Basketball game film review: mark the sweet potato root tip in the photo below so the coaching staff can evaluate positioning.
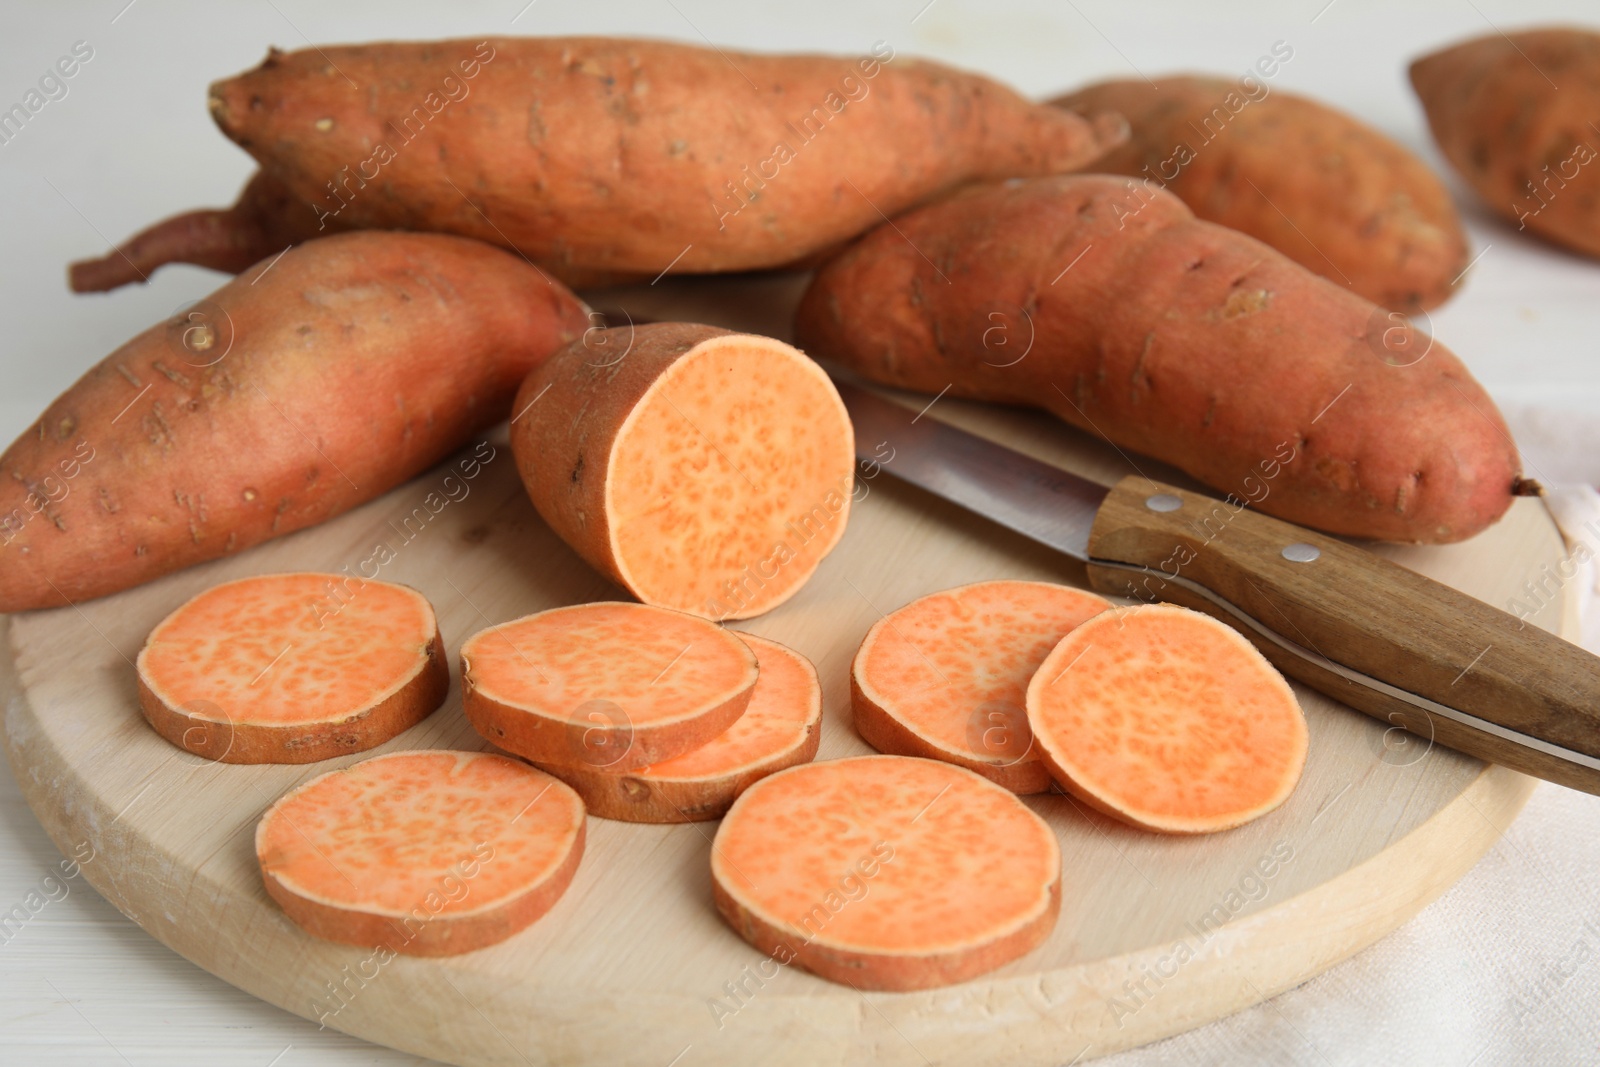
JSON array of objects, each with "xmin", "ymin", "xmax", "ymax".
[
  {"xmin": 67, "ymin": 171, "xmax": 341, "ymax": 294},
  {"xmin": 512, "ymin": 323, "xmax": 855, "ymax": 620},
  {"xmin": 3, "ymin": 230, "xmax": 590, "ymax": 612},
  {"xmin": 851, "ymin": 580, "xmax": 1109, "ymax": 794},
  {"xmin": 1026, "ymin": 604, "xmax": 1308, "ymax": 834},
  {"xmin": 794, "ymin": 174, "xmax": 1521, "ymax": 544},
  {"xmin": 1053, "ymin": 76, "xmax": 1469, "ymax": 312},
  {"xmin": 256, "ymin": 750, "xmax": 586, "ymax": 956},
  {"xmin": 461, "ymin": 601, "xmax": 760, "ymax": 772},
  {"xmin": 711, "ymin": 755, "xmax": 1060, "ymax": 990},
  {"xmin": 136, "ymin": 573, "xmax": 447, "ymax": 764},
  {"xmin": 535, "ymin": 633, "xmax": 822, "ymax": 822}
]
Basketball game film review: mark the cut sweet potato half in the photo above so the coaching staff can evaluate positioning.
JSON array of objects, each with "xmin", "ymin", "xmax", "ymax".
[
  {"xmin": 461, "ymin": 601, "xmax": 759, "ymax": 772},
  {"xmin": 511, "ymin": 323, "xmax": 855, "ymax": 620},
  {"xmin": 536, "ymin": 633, "xmax": 822, "ymax": 822},
  {"xmin": 712, "ymin": 755, "xmax": 1061, "ymax": 991},
  {"xmin": 136, "ymin": 573, "xmax": 447, "ymax": 764},
  {"xmin": 256, "ymin": 750, "xmax": 586, "ymax": 956},
  {"xmin": 1026, "ymin": 604, "xmax": 1309, "ymax": 834},
  {"xmin": 852, "ymin": 580, "xmax": 1110, "ymax": 794}
]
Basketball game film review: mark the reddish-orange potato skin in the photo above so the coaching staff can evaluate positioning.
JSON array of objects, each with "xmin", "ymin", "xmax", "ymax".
[
  {"xmin": 0, "ymin": 232, "xmax": 589, "ymax": 612},
  {"xmin": 201, "ymin": 37, "xmax": 1125, "ymax": 281},
  {"xmin": 1411, "ymin": 28, "xmax": 1600, "ymax": 259},
  {"xmin": 795, "ymin": 176, "xmax": 1521, "ymax": 544},
  {"xmin": 1054, "ymin": 77, "xmax": 1469, "ymax": 312}
]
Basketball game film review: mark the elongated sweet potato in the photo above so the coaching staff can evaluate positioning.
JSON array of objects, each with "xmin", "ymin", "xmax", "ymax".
[
  {"xmin": 1, "ymin": 231, "xmax": 589, "ymax": 612},
  {"xmin": 712, "ymin": 755, "xmax": 1060, "ymax": 990},
  {"xmin": 537, "ymin": 633, "xmax": 821, "ymax": 822},
  {"xmin": 1411, "ymin": 29, "xmax": 1600, "ymax": 258},
  {"xmin": 512, "ymin": 323, "xmax": 854, "ymax": 619},
  {"xmin": 137, "ymin": 573, "xmax": 446, "ymax": 763},
  {"xmin": 851, "ymin": 580, "xmax": 1108, "ymax": 794},
  {"xmin": 461, "ymin": 601, "xmax": 759, "ymax": 771},
  {"xmin": 796, "ymin": 175, "xmax": 1526, "ymax": 544},
  {"xmin": 257, "ymin": 750, "xmax": 586, "ymax": 956},
  {"xmin": 1053, "ymin": 76, "xmax": 1469, "ymax": 312},
  {"xmin": 72, "ymin": 36, "xmax": 1125, "ymax": 291},
  {"xmin": 1026, "ymin": 604, "xmax": 1307, "ymax": 833}
]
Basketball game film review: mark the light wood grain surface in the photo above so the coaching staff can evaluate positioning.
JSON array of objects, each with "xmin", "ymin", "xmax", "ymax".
[{"xmin": 0, "ymin": 269, "xmax": 1566, "ymax": 1059}]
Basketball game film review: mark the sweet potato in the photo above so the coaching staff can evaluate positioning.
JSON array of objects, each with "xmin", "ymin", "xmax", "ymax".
[
  {"xmin": 1411, "ymin": 29, "xmax": 1600, "ymax": 258},
  {"xmin": 711, "ymin": 755, "xmax": 1060, "ymax": 991},
  {"xmin": 512, "ymin": 323, "xmax": 854, "ymax": 619},
  {"xmin": 1053, "ymin": 76, "xmax": 1469, "ymax": 312},
  {"xmin": 851, "ymin": 580, "xmax": 1108, "ymax": 794},
  {"xmin": 137, "ymin": 573, "xmax": 446, "ymax": 763},
  {"xmin": 0, "ymin": 231, "xmax": 589, "ymax": 612},
  {"xmin": 72, "ymin": 36, "xmax": 1126, "ymax": 291},
  {"xmin": 795, "ymin": 175, "xmax": 1526, "ymax": 544},
  {"xmin": 536, "ymin": 633, "xmax": 821, "ymax": 822},
  {"xmin": 461, "ymin": 601, "xmax": 759, "ymax": 772},
  {"xmin": 257, "ymin": 750, "xmax": 586, "ymax": 956},
  {"xmin": 1026, "ymin": 604, "xmax": 1307, "ymax": 833}
]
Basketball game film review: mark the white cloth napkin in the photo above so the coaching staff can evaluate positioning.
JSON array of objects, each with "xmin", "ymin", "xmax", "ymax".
[{"xmin": 1100, "ymin": 403, "xmax": 1600, "ymax": 1066}]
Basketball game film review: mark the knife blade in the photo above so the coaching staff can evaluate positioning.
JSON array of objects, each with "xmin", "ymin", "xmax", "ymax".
[{"xmin": 837, "ymin": 380, "xmax": 1600, "ymax": 795}]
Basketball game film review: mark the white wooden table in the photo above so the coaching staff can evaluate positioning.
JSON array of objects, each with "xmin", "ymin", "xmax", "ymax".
[{"xmin": 3, "ymin": 1, "xmax": 1599, "ymax": 1064}]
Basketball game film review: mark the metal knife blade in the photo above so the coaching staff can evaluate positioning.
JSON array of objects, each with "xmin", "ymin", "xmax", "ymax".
[{"xmin": 839, "ymin": 383, "xmax": 1108, "ymax": 560}]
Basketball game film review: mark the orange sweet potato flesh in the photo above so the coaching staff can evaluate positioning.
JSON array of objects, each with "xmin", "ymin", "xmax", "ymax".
[
  {"xmin": 461, "ymin": 601, "xmax": 760, "ymax": 772},
  {"xmin": 138, "ymin": 573, "xmax": 446, "ymax": 764},
  {"xmin": 1411, "ymin": 28, "xmax": 1600, "ymax": 259},
  {"xmin": 512, "ymin": 323, "xmax": 854, "ymax": 619},
  {"xmin": 1026, "ymin": 604, "xmax": 1308, "ymax": 834},
  {"xmin": 257, "ymin": 750, "xmax": 586, "ymax": 956},
  {"xmin": 1, "ymin": 231, "xmax": 589, "ymax": 612},
  {"xmin": 852, "ymin": 580, "xmax": 1109, "ymax": 795},
  {"xmin": 1053, "ymin": 76, "xmax": 1469, "ymax": 312},
  {"xmin": 796, "ymin": 175, "xmax": 1524, "ymax": 544},
  {"xmin": 536, "ymin": 633, "xmax": 821, "ymax": 822},
  {"xmin": 712, "ymin": 755, "xmax": 1060, "ymax": 991},
  {"xmin": 132, "ymin": 37, "xmax": 1122, "ymax": 286}
]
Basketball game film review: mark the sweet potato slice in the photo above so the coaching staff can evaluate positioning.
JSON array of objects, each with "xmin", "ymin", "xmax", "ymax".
[
  {"xmin": 1026, "ymin": 604, "xmax": 1308, "ymax": 833},
  {"xmin": 711, "ymin": 755, "xmax": 1061, "ymax": 991},
  {"xmin": 461, "ymin": 601, "xmax": 759, "ymax": 772},
  {"xmin": 512, "ymin": 323, "xmax": 854, "ymax": 620},
  {"xmin": 536, "ymin": 633, "xmax": 821, "ymax": 822},
  {"xmin": 256, "ymin": 750, "xmax": 585, "ymax": 956},
  {"xmin": 852, "ymin": 580, "xmax": 1109, "ymax": 794},
  {"xmin": 136, "ymin": 573, "xmax": 447, "ymax": 764}
]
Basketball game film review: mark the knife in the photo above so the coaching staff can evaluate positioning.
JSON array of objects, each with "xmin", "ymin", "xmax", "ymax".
[{"xmin": 836, "ymin": 380, "xmax": 1600, "ymax": 795}]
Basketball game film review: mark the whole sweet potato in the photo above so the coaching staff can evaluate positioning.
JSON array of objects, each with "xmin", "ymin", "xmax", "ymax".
[
  {"xmin": 70, "ymin": 36, "xmax": 1125, "ymax": 292},
  {"xmin": 1053, "ymin": 76, "xmax": 1469, "ymax": 312},
  {"xmin": 795, "ymin": 176, "xmax": 1524, "ymax": 544},
  {"xmin": 2, "ymin": 232, "xmax": 589, "ymax": 612},
  {"xmin": 1411, "ymin": 28, "xmax": 1600, "ymax": 258}
]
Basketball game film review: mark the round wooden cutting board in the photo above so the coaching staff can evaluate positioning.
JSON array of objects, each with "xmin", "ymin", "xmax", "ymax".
[{"xmin": 0, "ymin": 274, "xmax": 1563, "ymax": 1066}]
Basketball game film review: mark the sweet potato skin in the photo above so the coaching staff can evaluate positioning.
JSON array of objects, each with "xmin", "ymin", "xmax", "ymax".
[
  {"xmin": 795, "ymin": 176, "xmax": 1520, "ymax": 543},
  {"xmin": 1411, "ymin": 29, "xmax": 1600, "ymax": 258},
  {"xmin": 204, "ymin": 37, "xmax": 1125, "ymax": 279},
  {"xmin": 1053, "ymin": 77, "xmax": 1469, "ymax": 312},
  {"xmin": 1, "ymin": 232, "xmax": 589, "ymax": 612}
]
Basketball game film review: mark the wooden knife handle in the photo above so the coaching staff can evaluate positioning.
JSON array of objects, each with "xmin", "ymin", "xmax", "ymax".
[{"xmin": 1084, "ymin": 476, "xmax": 1600, "ymax": 794}]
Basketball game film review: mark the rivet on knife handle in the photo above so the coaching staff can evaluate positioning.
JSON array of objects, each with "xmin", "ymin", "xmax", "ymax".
[{"xmin": 1085, "ymin": 476, "xmax": 1600, "ymax": 793}]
